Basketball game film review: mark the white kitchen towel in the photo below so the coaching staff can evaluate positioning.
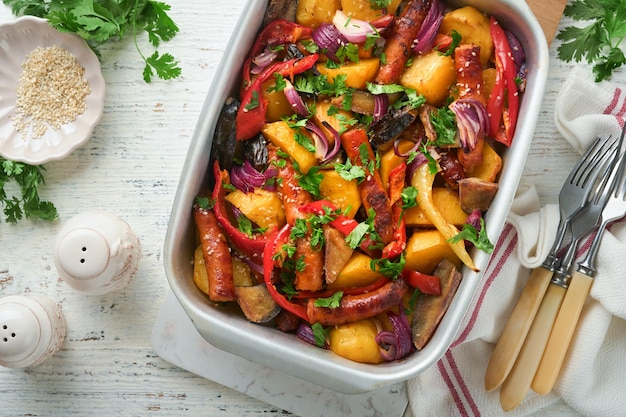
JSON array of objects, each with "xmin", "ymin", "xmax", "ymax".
[{"xmin": 407, "ymin": 67, "xmax": 626, "ymax": 417}]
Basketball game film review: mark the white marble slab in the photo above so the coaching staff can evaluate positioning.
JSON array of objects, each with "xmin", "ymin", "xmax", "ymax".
[{"xmin": 151, "ymin": 290, "xmax": 410, "ymax": 417}]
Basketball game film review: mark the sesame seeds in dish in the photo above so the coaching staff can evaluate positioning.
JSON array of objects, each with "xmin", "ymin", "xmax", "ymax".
[{"xmin": 0, "ymin": 16, "xmax": 105, "ymax": 165}]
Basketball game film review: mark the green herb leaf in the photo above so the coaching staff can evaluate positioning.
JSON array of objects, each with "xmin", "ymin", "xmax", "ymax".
[
  {"xmin": 557, "ymin": 0, "xmax": 626, "ymax": 82},
  {"xmin": 2, "ymin": 0, "xmax": 182, "ymax": 83},
  {"xmin": 0, "ymin": 158, "xmax": 58, "ymax": 223},
  {"xmin": 314, "ymin": 291, "xmax": 344, "ymax": 308},
  {"xmin": 448, "ymin": 218, "xmax": 494, "ymax": 253}
]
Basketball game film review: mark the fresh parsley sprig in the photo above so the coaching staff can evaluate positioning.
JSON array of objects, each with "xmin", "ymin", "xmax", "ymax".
[
  {"xmin": 0, "ymin": 159, "xmax": 58, "ymax": 223},
  {"xmin": 557, "ymin": 0, "xmax": 626, "ymax": 82},
  {"xmin": 2, "ymin": 0, "xmax": 182, "ymax": 82}
]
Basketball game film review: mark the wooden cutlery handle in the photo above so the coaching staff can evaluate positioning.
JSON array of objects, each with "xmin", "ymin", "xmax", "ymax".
[
  {"xmin": 484, "ymin": 266, "xmax": 552, "ymax": 392},
  {"xmin": 531, "ymin": 271, "xmax": 593, "ymax": 395},
  {"xmin": 499, "ymin": 283, "xmax": 566, "ymax": 411}
]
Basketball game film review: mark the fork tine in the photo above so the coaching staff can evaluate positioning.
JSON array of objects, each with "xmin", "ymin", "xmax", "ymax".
[{"xmin": 570, "ymin": 135, "xmax": 618, "ymax": 189}]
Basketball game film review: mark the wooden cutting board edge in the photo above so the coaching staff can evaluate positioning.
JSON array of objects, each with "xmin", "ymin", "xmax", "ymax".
[{"xmin": 525, "ymin": 0, "xmax": 568, "ymax": 45}]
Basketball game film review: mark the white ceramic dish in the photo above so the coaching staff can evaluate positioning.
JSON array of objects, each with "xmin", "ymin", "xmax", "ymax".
[
  {"xmin": 164, "ymin": 0, "xmax": 549, "ymax": 394},
  {"xmin": 0, "ymin": 16, "xmax": 105, "ymax": 165}
]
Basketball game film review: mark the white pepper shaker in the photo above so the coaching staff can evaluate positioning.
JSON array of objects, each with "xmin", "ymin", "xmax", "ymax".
[
  {"xmin": 0, "ymin": 293, "xmax": 66, "ymax": 368},
  {"xmin": 53, "ymin": 211, "xmax": 142, "ymax": 295}
]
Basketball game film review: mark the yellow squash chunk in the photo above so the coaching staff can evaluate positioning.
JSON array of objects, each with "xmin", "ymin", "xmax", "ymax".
[
  {"xmin": 262, "ymin": 121, "xmax": 317, "ymax": 173},
  {"xmin": 400, "ymin": 50, "xmax": 456, "ymax": 105},
  {"xmin": 328, "ymin": 252, "xmax": 384, "ymax": 290},
  {"xmin": 466, "ymin": 141, "xmax": 502, "ymax": 182},
  {"xmin": 329, "ymin": 318, "xmax": 384, "ymax": 364},
  {"xmin": 319, "ymin": 169, "xmax": 361, "ymax": 218},
  {"xmin": 404, "ymin": 229, "xmax": 461, "ymax": 274},
  {"xmin": 313, "ymin": 100, "xmax": 354, "ymax": 139},
  {"xmin": 316, "ymin": 58, "xmax": 380, "ymax": 90},
  {"xmin": 340, "ymin": 0, "xmax": 403, "ymax": 20},
  {"xmin": 379, "ymin": 139, "xmax": 416, "ymax": 190},
  {"xmin": 405, "ymin": 187, "xmax": 469, "ymax": 226},
  {"xmin": 262, "ymin": 79, "xmax": 294, "ymax": 122},
  {"xmin": 225, "ymin": 188, "xmax": 286, "ymax": 230},
  {"xmin": 296, "ymin": 0, "xmax": 341, "ymax": 28},
  {"xmin": 411, "ymin": 163, "xmax": 477, "ymax": 271},
  {"xmin": 439, "ymin": 6, "xmax": 494, "ymax": 66},
  {"xmin": 232, "ymin": 256, "xmax": 255, "ymax": 287},
  {"xmin": 193, "ymin": 245, "xmax": 210, "ymax": 295}
]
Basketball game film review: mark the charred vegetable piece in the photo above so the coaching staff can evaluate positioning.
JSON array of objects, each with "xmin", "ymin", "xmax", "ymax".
[
  {"xmin": 235, "ymin": 285, "xmax": 281, "ymax": 323},
  {"xmin": 369, "ymin": 106, "xmax": 418, "ymax": 149},
  {"xmin": 244, "ymin": 134, "xmax": 269, "ymax": 171},
  {"xmin": 263, "ymin": 0, "xmax": 298, "ymax": 25},
  {"xmin": 211, "ymin": 97, "xmax": 244, "ymax": 172},
  {"xmin": 412, "ymin": 258, "xmax": 462, "ymax": 349},
  {"xmin": 458, "ymin": 177, "xmax": 499, "ymax": 212}
]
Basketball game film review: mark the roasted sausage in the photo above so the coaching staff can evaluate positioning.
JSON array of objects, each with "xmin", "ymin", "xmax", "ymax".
[
  {"xmin": 193, "ymin": 204, "xmax": 236, "ymax": 302},
  {"xmin": 307, "ymin": 279, "xmax": 409, "ymax": 326},
  {"xmin": 375, "ymin": 0, "xmax": 432, "ymax": 85},
  {"xmin": 340, "ymin": 128, "xmax": 394, "ymax": 244},
  {"xmin": 273, "ymin": 147, "xmax": 324, "ymax": 291}
]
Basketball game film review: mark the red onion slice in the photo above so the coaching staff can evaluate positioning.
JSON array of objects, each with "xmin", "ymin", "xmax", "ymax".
[
  {"xmin": 412, "ymin": 0, "xmax": 445, "ymax": 54},
  {"xmin": 320, "ymin": 121, "xmax": 342, "ymax": 163},
  {"xmin": 251, "ymin": 48, "xmax": 279, "ymax": 74},
  {"xmin": 375, "ymin": 308, "xmax": 414, "ymax": 361},
  {"xmin": 283, "ymin": 79, "xmax": 309, "ymax": 117},
  {"xmin": 230, "ymin": 160, "xmax": 276, "ymax": 193},
  {"xmin": 332, "ymin": 10, "xmax": 378, "ymax": 43},
  {"xmin": 449, "ymin": 98, "xmax": 489, "ymax": 152},
  {"xmin": 312, "ymin": 22, "xmax": 348, "ymax": 62},
  {"xmin": 373, "ymin": 93, "xmax": 389, "ymax": 122}
]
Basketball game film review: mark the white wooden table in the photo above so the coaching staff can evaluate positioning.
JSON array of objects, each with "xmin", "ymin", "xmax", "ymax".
[{"xmin": 0, "ymin": 1, "xmax": 612, "ymax": 415}]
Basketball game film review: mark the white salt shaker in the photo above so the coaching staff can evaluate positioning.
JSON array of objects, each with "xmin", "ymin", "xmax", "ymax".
[
  {"xmin": 53, "ymin": 211, "xmax": 142, "ymax": 295},
  {"xmin": 0, "ymin": 293, "xmax": 66, "ymax": 368}
]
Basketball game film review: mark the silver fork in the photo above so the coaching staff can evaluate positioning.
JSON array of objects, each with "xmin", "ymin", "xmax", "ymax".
[
  {"xmin": 499, "ymin": 134, "xmax": 624, "ymax": 411},
  {"xmin": 533, "ymin": 123, "xmax": 626, "ymax": 395},
  {"xmin": 485, "ymin": 134, "xmax": 620, "ymax": 393}
]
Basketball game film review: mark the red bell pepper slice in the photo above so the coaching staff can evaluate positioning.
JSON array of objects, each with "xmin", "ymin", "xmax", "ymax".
[
  {"xmin": 487, "ymin": 16, "xmax": 519, "ymax": 147},
  {"xmin": 382, "ymin": 163, "xmax": 407, "ymax": 259},
  {"xmin": 242, "ymin": 20, "xmax": 313, "ymax": 90},
  {"xmin": 263, "ymin": 225, "xmax": 309, "ymax": 321},
  {"xmin": 236, "ymin": 53, "xmax": 319, "ymax": 141},
  {"xmin": 402, "ymin": 270, "xmax": 441, "ymax": 295},
  {"xmin": 211, "ymin": 161, "xmax": 268, "ymax": 264}
]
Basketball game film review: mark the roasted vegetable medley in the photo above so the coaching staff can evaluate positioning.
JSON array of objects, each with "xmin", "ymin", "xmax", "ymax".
[{"xmin": 192, "ymin": 0, "xmax": 526, "ymax": 364}]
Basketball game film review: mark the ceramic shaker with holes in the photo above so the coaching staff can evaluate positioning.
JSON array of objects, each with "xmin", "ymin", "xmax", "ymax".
[
  {"xmin": 0, "ymin": 293, "xmax": 66, "ymax": 368},
  {"xmin": 53, "ymin": 211, "xmax": 142, "ymax": 295}
]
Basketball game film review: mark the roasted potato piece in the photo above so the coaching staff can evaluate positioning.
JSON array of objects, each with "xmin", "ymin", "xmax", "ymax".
[
  {"xmin": 412, "ymin": 259, "xmax": 462, "ymax": 350},
  {"xmin": 316, "ymin": 58, "xmax": 381, "ymax": 90},
  {"xmin": 458, "ymin": 177, "xmax": 499, "ymax": 212},
  {"xmin": 328, "ymin": 252, "xmax": 385, "ymax": 289},
  {"xmin": 193, "ymin": 245, "xmax": 210, "ymax": 295},
  {"xmin": 439, "ymin": 6, "xmax": 493, "ymax": 66},
  {"xmin": 400, "ymin": 49, "xmax": 456, "ymax": 105},
  {"xmin": 225, "ymin": 188, "xmax": 286, "ymax": 230},
  {"xmin": 329, "ymin": 318, "xmax": 384, "ymax": 364},
  {"xmin": 262, "ymin": 121, "xmax": 317, "ymax": 173},
  {"xmin": 296, "ymin": 0, "xmax": 341, "ymax": 28},
  {"xmin": 404, "ymin": 229, "xmax": 461, "ymax": 274},
  {"xmin": 235, "ymin": 285, "xmax": 281, "ymax": 323},
  {"xmin": 341, "ymin": 0, "xmax": 403, "ymax": 20},
  {"xmin": 319, "ymin": 169, "xmax": 362, "ymax": 218},
  {"xmin": 404, "ymin": 188, "xmax": 469, "ymax": 227}
]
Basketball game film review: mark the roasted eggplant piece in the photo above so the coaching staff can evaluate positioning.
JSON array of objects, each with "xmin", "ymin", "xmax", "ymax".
[
  {"xmin": 369, "ymin": 106, "xmax": 418, "ymax": 148},
  {"xmin": 263, "ymin": 0, "xmax": 298, "ymax": 25},
  {"xmin": 211, "ymin": 97, "xmax": 244, "ymax": 172}
]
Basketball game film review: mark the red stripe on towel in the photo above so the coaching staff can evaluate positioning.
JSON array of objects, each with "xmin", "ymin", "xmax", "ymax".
[
  {"xmin": 604, "ymin": 88, "xmax": 622, "ymax": 115},
  {"xmin": 438, "ymin": 357, "xmax": 472, "ymax": 417},
  {"xmin": 446, "ymin": 350, "xmax": 482, "ymax": 417}
]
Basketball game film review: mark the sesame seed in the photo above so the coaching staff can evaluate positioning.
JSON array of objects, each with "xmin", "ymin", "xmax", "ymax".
[{"xmin": 12, "ymin": 45, "xmax": 91, "ymax": 139}]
